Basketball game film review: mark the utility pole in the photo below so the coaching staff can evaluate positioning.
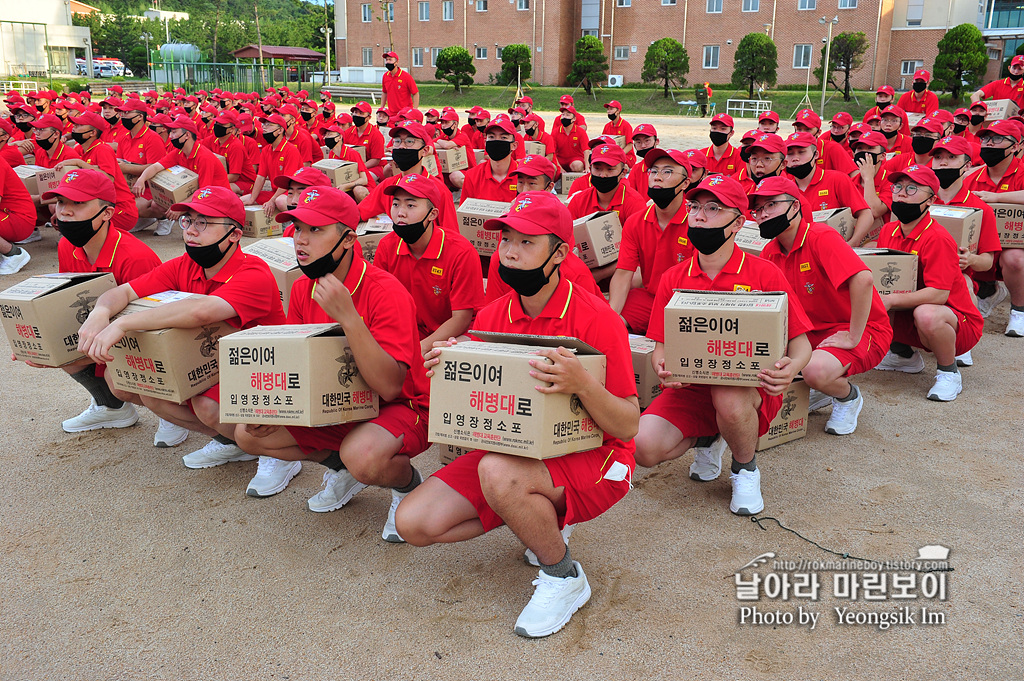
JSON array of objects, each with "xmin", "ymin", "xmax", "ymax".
[
  {"xmin": 254, "ymin": 1, "xmax": 265, "ymax": 90},
  {"xmin": 323, "ymin": 0, "xmax": 332, "ymax": 85},
  {"xmin": 819, "ymin": 15, "xmax": 838, "ymax": 118}
]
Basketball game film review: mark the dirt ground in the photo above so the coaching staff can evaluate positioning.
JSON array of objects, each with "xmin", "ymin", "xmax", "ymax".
[{"xmin": 0, "ymin": 114, "xmax": 1020, "ymax": 680}]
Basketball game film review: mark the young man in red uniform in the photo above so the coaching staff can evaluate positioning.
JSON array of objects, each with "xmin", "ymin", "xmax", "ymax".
[
  {"xmin": 602, "ymin": 100, "xmax": 635, "ymax": 166},
  {"xmin": 566, "ymin": 143, "xmax": 646, "ymax": 226},
  {"xmin": 558, "ymin": 94, "xmax": 588, "ymax": 130},
  {"xmin": 206, "ymin": 111, "xmax": 257, "ymax": 197},
  {"xmin": 879, "ymin": 105, "xmax": 914, "ymax": 157},
  {"xmin": 233, "ymin": 186, "xmax": 429, "ymax": 537},
  {"xmin": 551, "ymin": 107, "xmax": 589, "ymax": 172},
  {"xmin": 634, "ymin": 175, "xmax": 812, "ymax": 515},
  {"xmin": 851, "ymin": 131, "xmax": 895, "ymax": 231},
  {"xmin": 750, "ymin": 176, "xmax": 891, "ymax": 435},
  {"xmin": 277, "ymin": 105, "xmax": 318, "ymax": 166},
  {"xmin": 824, "ymin": 112, "xmax": 854, "ymax": 155},
  {"xmin": 399, "ymin": 191, "xmax": 639, "ymax": 639},
  {"xmin": 77, "ymin": 186, "xmax": 290, "ymax": 481},
  {"xmin": 792, "ymin": 109, "xmax": 858, "ymax": 177},
  {"xmin": 434, "ymin": 109, "xmax": 478, "ymax": 189},
  {"xmin": 0, "ymin": 119, "xmax": 25, "ymax": 167},
  {"xmin": 0, "ymin": 156, "xmax": 35, "ymax": 274},
  {"xmin": 113, "ymin": 100, "xmax": 174, "ymax": 235},
  {"xmin": 381, "ymin": 51, "xmax": 419, "ymax": 116},
  {"xmin": 344, "ymin": 101, "xmax": 386, "ymax": 180},
  {"xmin": 757, "ymin": 111, "xmax": 780, "ymax": 134},
  {"xmin": 784, "ymin": 133, "xmax": 873, "ymax": 246},
  {"xmin": 22, "ymin": 113, "xmax": 79, "ymax": 232},
  {"xmin": 736, "ymin": 133, "xmax": 788, "ymax": 193},
  {"xmin": 458, "ymin": 117, "xmax": 519, "ymax": 205},
  {"xmin": 701, "ymin": 113, "xmax": 741, "ymax": 177},
  {"xmin": 897, "ymin": 69, "xmax": 939, "ymax": 114},
  {"xmin": 521, "ymin": 113, "xmax": 557, "ymax": 165},
  {"xmin": 375, "ymin": 174, "xmax": 484, "ymax": 354},
  {"xmin": 241, "ymin": 113, "xmax": 302, "ymax": 208},
  {"xmin": 879, "ymin": 117, "xmax": 944, "ymax": 175},
  {"xmin": 971, "ymin": 55, "xmax": 1024, "ymax": 108},
  {"xmin": 624, "ymin": 123, "xmax": 660, "ymax": 195},
  {"xmin": 320, "ymin": 122, "xmax": 374, "ymax": 202},
  {"xmin": 97, "ymin": 97, "xmax": 128, "ymax": 149},
  {"xmin": 874, "ymin": 166, "xmax": 983, "ymax": 401},
  {"xmin": 610, "ymin": 148, "xmax": 693, "ymax": 334}
]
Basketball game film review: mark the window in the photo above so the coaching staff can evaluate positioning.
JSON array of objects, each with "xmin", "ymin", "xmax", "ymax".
[
  {"xmin": 793, "ymin": 44, "xmax": 812, "ymax": 69},
  {"xmin": 614, "ymin": 46, "xmax": 630, "ymax": 60},
  {"xmin": 476, "ymin": 0, "xmax": 487, "ymax": 11},
  {"xmin": 901, "ymin": 60, "xmax": 924, "ymax": 76},
  {"xmin": 706, "ymin": 0, "xmax": 722, "ymax": 12},
  {"xmin": 838, "ymin": 0, "xmax": 857, "ymax": 7},
  {"xmin": 662, "ymin": 0, "xmax": 677, "ymax": 4},
  {"xmin": 362, "ymin": 48, "xmax": 373, "ymax": 66},
  {"xmin": 703, "ymin": 45, "xmax": 719, "ymax": 69},
  {"xmin": 798, "ymin": 0, "xmax": 815, "ymax": 9},
  {"xmin": 582, "ymin": 29, "xmax": 598, "ymax": 36},
  {"xmin": 385, "ymin": 3, "xmax": 394, "ymax": 20},
  {"xmin": 431, "ymin": 47, "xmax": 441, "ymax": 66},
  {"xmin": 743, "ymin": 0, "xmax": 759, "ymax": 11},
  {"xmin": 476, "ymin": 47, "xmax": 488, "ymax": 59},
  {"xmin": 617, "ymin": 0, "xmax": 631, "ymax": 6},
  {"xmin": 442, "ymin": 0, "xmax": 454, "ymax": 20},
  {"xmin": 906, "ymin": 0, "xmax": 923, "ymax": 25},
  {"xmin": 361, "ymin": 3, "xmax": 371, "ymax": 22},
  {"xmin": 412, "ymin": 48, "xmax": 424, "ymax": 67},
  {"xmin": 496, "ymin": 46, "xmax": 503, "ymax": 59},
  {"xmin": 517, "ymin": 0, "xmax": 529, "ymax": 9},
  {"xmin": 418, "ymin": 1, "xmax": 429, "ymax": 20},
  {"xmin": 989, "ymin": 48, "xmax": 1001, "ymax": 60}
]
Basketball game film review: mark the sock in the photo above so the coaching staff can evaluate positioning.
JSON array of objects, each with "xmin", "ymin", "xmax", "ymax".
[
  {"xmin": 937, "ymin": 362, "xmax": 959, "ymax": 374},
  {"xmin": 3, "ymin": 245, "xmax": 23, "ymax": 257},
  {"xmin": 69, "ymin": 366, "xmax": 124, "ymax": 409},
  {"xmin": 977, "ymin": 280, "xmax": 996, "ymax": 299},
  {"xmin": 213, "ymin": 434, "xmax": 235, "ymax": 445},
  {"xmin": 694, "ymin": 435, "xmax": 717, "ymax": 448},
  {"xmin": 837, "ymin": 384, "xmax": 859, "ymax": 403},
  {"xmin": 890, "ymin": 341, "xmax": 914, "ymax": 359},
  {"xmin": 393, "ymin": 466, "xmax": 421, "ymax": 494},
  {"xmin": 731, "ymin": 456, "xmax": 757, "ymax": 474},
  {"xmin": 540, "ymin": 543, "xmax": 578, "ymax": 579},
  {"xmin": 1012, "ymin": 304, "xmax": 1024, "ymax": 313},
  {"xmin": 320, "ymin": 450, "xmax": 345, "ymax": 471}
]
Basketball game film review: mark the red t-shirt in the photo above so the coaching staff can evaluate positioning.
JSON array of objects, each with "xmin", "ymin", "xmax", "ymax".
[
  {"xmin": 485, "ymin": 248, "xmax": 602, "ymax": 302},
  {"xmin": 373, "ymin": 226, "xmax": 485, "ymax": 339},
  {"xmin": 101, "ymin": 125, "xmax": 127, "ymax": 149},
  {"xmin": 617, "ymin": 203, "xmax": 693, "ymax": 295},
  {"xmin": 115, "ymin": 126, "xmax": 166, "ymax": 166},
  {"xmin": 158, "ymin": 141, "xmax": 230, "ymax": 189},
  {"xmin": 343, "ymin": 124, "xmax": 386, "ymax": 163},
  {"xmin": 0, "ymin": 157, "xmax": 35, "ymax": 224},
  {"xmin": 700, "ymin": 143, "xmax": 741, "ymax": 177},
  {"xmin": 31, "ymin": 140, "xmax": 79, "ymax": 169},
  {"xmin": 209, "ymin": 135, "xmax": 257, "ymax": 184},
  {"xmin": 437, "ymin": 129, "xmax": 478, "ymax": 170},
  {"xmin": 459, "ymin": 159, "xmax": 520, "ymax": 204},
  {"xmin": 964, "ymin": 157, "xmax": 1024, "ymax": 193},
  {"xmin": 979, "ymin": 77, "xmax": 1024, "ymax": 108},
  {"xmin": 1, "ymin": 143, "xmax": 24, "ymax": 168},
  {"xmin": 327, "ymin": 143, "xmax": 376, "ymax": 190},
  {"xmin": 816, "ymin": 137, "xmax": 858, "ymax": 176},
  {"xmin": 128, "ymin": 246, "xmax": 286, "ymax": 330},
  {"xmin": 256, "ymin": 137, "xmax": 302, "ymax": 185},
  {"xmin": 381, "ymin": 67, "xmax": 419, "ymax": 114},
  {"xmin": 552, "ymin": 122, "xmax": 589, "ymax": 169},
  {"xmin": 77, "ymin": 140, "xmax": 136, "ymax": 218},
  {"xmin": 523, "ymin": 131, "xmax": 557, "ymax": 163},
  {"xmin": 287, "ymin": 255, "xmax": 428, "ymax": 410},
  {"xmin": 602, "ymin": 119, "xmax": 636, "ymax": 166},
  {"xmin": 567, "ymin": 183, "xmax": 648, "ymax": 225},
  {"xmin": 882, "ymin": 132, "xmax": 914, "ymax": 157},
  {"xmin": 58, "ymin": 227, "xmax": 162, "ymax": 284},
  {"xmin": 358, "ymin": 169, "xmax": 458, "ymax": 233},
  {"xmin": 625, "ymin": 157, "xmax": 649, "ymax": 196},
  {"xmin": 896, "ymin": 90, "xmax": 939, "ymax": 115},
  {"xmin": 796, "ymin": 167, "xmax": 870, "ymax": 214}
]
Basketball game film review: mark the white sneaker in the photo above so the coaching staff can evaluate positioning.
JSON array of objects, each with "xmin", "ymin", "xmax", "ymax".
[
  {"xmin": 729, "ymin": 467, "xmax": 764, "ymax": 516},
  {"xmin": 14, "ymin": 227, "xmax": 41, "ymax": 244},
  {"xmin": 807, "ymin": 388, "xmax": 832, "ymax": 412},
  {"xmin": 154, "ymin": 418, "xmax": 189, "ymax": 447},
  {"xmin": 927, "ymin": 369, "xmax": 962, "ymax": 402},
  {"xmin": 307, "ymin": 468, "xmax": 367, "ymax": 513},
  {"xmin": 61, "ymin": 399, "xmax": 139, "ymax": 433},
  {"xmin": 246, "ymin": 456, "xmax": 302, "ymax": 497},
  {"xmin": 1006, "ymin": 310, "xmax": 1024, "ymax": 337},
  {"xmin": 977, "ymin": 282, "xmax": 1008, "ymax": 318},
  {"xmin": 154, "ymin": 219, "xmax": 174, "ymax": 236},
  {"xmin": 181, "ymin": 439, "xmax": 256, "ymax": 469},
  {"xmin": 955, "ymin": 350, "xmax": 973, "ymax": 367},
  {"xmin": 874, "ymin": 350, "xmax": 925, "ymax": 373},
  {"xmin": 825, "ymin": 386, "xmax": 863, "ymax": 436},
  {"xmin": 130, "ymin": 217, "xmax": 156, "ymax": 233},
  {"xmin": 0, "ymin": 248, "xmax": 31, "ymax": 275},
  {"xmin": 689, "ymin": 435, "xmax": 728, "ymax": 482},
  {"xmin": 514, "ymin": 561, "xmax": 591, "ymax": 638},
  {"xmin": 525, "ymin": 524, "xmax": 576, "ymax": 567}
]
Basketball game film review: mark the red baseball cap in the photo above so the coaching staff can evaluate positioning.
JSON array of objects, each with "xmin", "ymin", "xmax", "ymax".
[
  {"xmin": 8, "ymin": 103, "xmax": 36, "ymax": 117},
  {"xmin": 604, "ymin": 100, "xmax": 622, "ymax": 110},
  {"xmin": 0, "ymin": 118, "xmax": 14, "ymax": 136},
  {"xmin": 483, "ymin": 191, "xmax": 573, "ymax": 244},
  {"xmin": 171, "ymin": 186, "xmax": 246, "ymax": 224},
  {"xmin": 590, "ymin": 143, "xmax": 628, "ymax": 166},
  {"xmin": 276, "ymin": 186, "xmax": 360, "ymax": 228},
  {"xmin": 167, "ymin": 115, "xmax": 200, "ymax": 136},
  {"xmin": 30, "ymin": 114, "xmax": 63, "ymax": 130},
  {"xmin": 758, "ymin": 111, "xmax": 780, "ymax": 124},
  {"xmin": 642, "ymin": 148, "xmax": 692, "ymax": 174},
  {"xmin": 213, "ymin": 111, "xmax": 241, "ymax": 127},
  {"xmin": 794, "ymin": 109, "xmax": 822, "ymax": 129},
  {"xmin": 389, "ymin": 121, "xmax": 434, "ymax": 147},
  {"xmin": 236, "ymin": 113, "xmax": 255, "ymax": 133},
  {"xmin": 1012, "ymin": 55, "xmax": 1024, "ymax": 68},
  {"xmin": 150, "ymin": 113, "xmax": 174, "ymax": 128},
  {"xmin": 440, "ymin": 109, "xmax": 459, "ymax": 122},
  {"xmin": 559, "ymin": 95, "xmax": 574, "ymax": 105},
  {"xmin": 319, "ymin": 122, "xmax": 346, "ymax": 136},
  {"xmin": 397, "ymin": 107, "xmax": 424, "ymax": 123},
  {"xmin": 383, "ymin": 172, "xmax": 443, "ymax": 207},
  {"xmin": 969, "ymin": 101, "xmax": 988, "ymax": 112},
  {"xmin": 980, "ymin": 120, "xmax": 1020, "ymax": 140},
  {"xmin": 516, "ymin": 96, "xmax": 533, "ymax": 105},
  {"xmin": 913, "ymin": 69, "xmax": 931, "ymax": 82},
  {"xmin": 785, "ymin": 132, "xmax": 818, "ymax": 149},
  {"xmin": 930, "ymin": 135, "xmax": 973, "ymax": 157},
  {"xmin": 928, "ymin": 109, "xmax": 953, "ymax": 124},
  {"xmin": 475, "ymin": 109, "xmax": 491, "ymax": 121},
  {"xmin": 107, "ymin": 85, "xmax": 123, "ymax": 95},
  {"xmin": 588, "ymin": 134, "xmax": 618, "ymax": 149},
  {"xmin": 510, "ymin": 154, "xmax": 558, "ymax": 179},
  {"xmin": 864, "ymin": 110, "xmax": 882, "ymax": 123},
  {"xmin": 747, "ymin": 175, "xmax": 804, "ymax": 203},
  {"xmin": 831, "ymin": 112, "xmax": 853, "ymax": 126},
  {"xmin": 336, "ymin": 112, "xmax": 353, "ymax": 124},
  {"xmin": 350, "ymin": 101, "xmax": 372, "ymax": 114},
  {"xmin": 711, "ymin": 113, "xmax": 734, "ymax": 128},
  {"xmin": 740, "ymin": 129, "xmax": 757, "ymax": 143},
  {"xmin": 382, "ymin": 51, "xmax": 399, "ymax": 59},
  {"xmin": 41, "ymin": 168, "xmax": 116, "ymax": 204},
  {"xmin": 876, "ymin": 85, "xmax": 895, "ymax": 97},
  {"xmin": 272, "ymin": 167, "xmax": 332, "ymax": 190},
  {"xmin": 747, "ymin": 132, "xmax": 787, "ymax": 155},
  {"xmin": 851, "ymin": 131, "xmax": 888, "ymax": 149},
  {"xmin": 465, "ymin": 106, "xmax": 483, "ymax": 115},
  {"xmin": 889, "ymin": 165, "xmax": 939, "ymax": 195},
  {"xmin": 277, "ymin": 104, "xmax": 300, "ymax": 119},
  {"xmin": 116, "ymin": 99, "xmax": 150, "ymax": 114},
  {"xmin": 560, "ymin": 106, "xmax": 577, "ymax": 117},
  {"xmin": 322, "ymin": 101, "xmax": 336, "ymax": 111},
  {"xmin": 954, "ymin": 107, "xmax": 971, "ymax": 119},
  {"xmin": 685, "ymin": 174, "xmax": 748, "ymax": 211},
  {"xmin": 881, "ymin": 104, "xmax": 905, "ymax": 118},
  {"xmin": 632, "ymin": 123, "xmax": 658, "ymax": 138},
  {"xmin": 259, "ymin": 113, "xmax": 289, "ymax": 130},
  {"xmin": 484, "ymin": 117, "xmax": 516, "ymax": 136},
  {"xmin": 68, "ymin": 111, "xmax": 109, "ymax": 132},
  {"xmin": 911, "ymin": 118, "xmax": 944, "ymax": 135},
  {"xmin": 684, "ymin": 148, "xmax": 707, "ymax": 169}
]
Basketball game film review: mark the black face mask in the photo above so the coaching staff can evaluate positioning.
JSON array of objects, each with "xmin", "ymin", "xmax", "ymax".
[
  {"xmin": 466, "ymin": 117, "xmax": 476, "ymax": 127},
  {"xmin": 36, "ymin": 104, "xmax": 45, "ymax": 113},
  {"xmin": 560, "ymin": 117, "xmax": 573, "ymax": 128},
  {"xmin": 36, "ymin": 134, "xmax": 56, "ymax": 151},
  {"xmin": 891, "ymin": 199, "xmax": 929, "ymax": 224},
  {"xmin": 324, "ymin": 136, "xmax": 339, "ymax": 149},
  {"xmin": 15, "ymin": 120, "xmax": 32, "ymax": 133},
  {"xmin": 636, "ymin": 146, "xmax": 653, "ymax": 159},
  {"xmin": 934, "ymin": 164, "xmax": 967, "ymax": 189},
  {"xmin": 882, "ymin": 128, "xmax": 899, "ymax": 139},
  {"xmin": 739, "ymin": 146, "xmax": 753, "ymax": 163},
  {"xmin": 590, "ymin": 173, "xmax": 620, "ymax": 194},
  {"xmin": 875, "ymin": 99, "xmax": 888, "ymax": 109},
  {"xmin": 511, "ymin": 118, "xmax": 522, "ymax": 127},
  {"xmin": 607, "ymin": 112, "xmax": 617, "ymax": 121},
  {"xmin": 831, "ymin": 132, "xmax": 846, "ymax": 144},
  {"xmin": 385, "ymin": 62, "xmax": 396, "ymax": 71},
  {"xmin": 647, "ymin": 180, "xmax": 686, "ymax": 210},
  {"xmin": 184, "ymin": 105, "xmax": 195, "ymax": 113},
  {"xmin": 524, "ymin": 126, "xmax": 537, "ymax": 137},
  {"xmin": 911, "ymin": 136, "xmax": 936, "ymax": 155},
  {"xmin": 980, "ymin": 146, "xmax": 1009, "ymax": 167},
  {"xmin": 71, "ymin": 131, "xmax": 92, "ymax": 146},
  {"xmin": 485, "ymin": 139, "xmax": 512, "ymax": 162},
  {"xmin": 262, "ymin": 130, "xmax": 279, "ymax": 145},
  {"xmin": 322, "ymin": 111, "xmax": 331, "ymax": 118},
  {"xmin": 103, "ymin": 114, "xmax": 118, "ymax": 126},
  {"xmin": 185, "ymin": 226, "xmax": 236, "ymax": 269},
  {"xmin": 286, "ymin": 204, "xmax": 298, "ymax": 211},
  {"xmin": 120, "ymin": 116, "xmax": 138, "ymax": 131},
  {"xmin": 377, "ymin": 121, "xmax": 389, "ymax": 128},
  {"xmin": 392, "ymin": 147, "xmax": 422, "ymax": 171},
  {"xmin": 498, "ymin": 244, "xmax": 560, "ymax": 297},
  {"xmin": 710, "ymin": 131, "xmax": 729, "ymax": 147},
  {"xmin": 54, "ymin": 207, "xmax": 105, "ymax": 248},
  {"xmin": 298, "ymin": 232, "xmax": 350, "ymax": 280},
  {"xmin": 202, "ymin": 116, "xmax": 213, "ymax": 125},
  {"xmin": 171, "ymin": 134, "xmax": 187, "ymax": 150},
  {"xmin": 475, "ymin": 124, "xmax": 487, "ymax": 133},
  {"xmin": 442, "ymin": 125, "xmax": 456, "ymax": 137},
  {"xmin": 213, "ymin": 123, "xmax": 229, "ymax": 138},
  {"xmin": 688, "ymin": 220, "xmax": 735, "ymax": 256},
  {"xmin": 352, "ymin": 114, "xmax": 367, "ymax": 127},
  {"xmin": 854, "ymin": 151, "xmax": 881, "ymax": 166},
  {"xmin": 300, "ymin": 111, "xmax": 313, "ymax": 121},
  {"xmin": 913, "ymin": 81, "xmax": 927, "ymax": 93},
  {"xmin": 753, "ymin": 163, "xmax": 782, "ymax": 181},
  {"xmin": 970, "ymin": 114, "xmax": 986, "ymax": 126},
  {"xmin": 758, "ymin": 202, "xmax": 799, "ymax": 240},
  {"xmin": 393, "ymin": 218, "xmax": 429, "ymax": 244},
  {"xmin": 953, "ymin": 123, "xmax": 967, "ymax": 134},
  {"xmin": 786, "ymin": 159, "xmax": 815, "ymax": 180}
]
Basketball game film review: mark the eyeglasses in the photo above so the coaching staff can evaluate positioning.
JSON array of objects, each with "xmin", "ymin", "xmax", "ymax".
[
  {"xmin": 391, "ymin": 137, "xmax": 425, "ymax": 149},
  {"xmin": 890, "ymin": 183, "xmax": 931, "ymax": 197},
  {"xmin": 979, "ymin": 135, "xmax": 1013, "ymax": 147},
  {"xmin": 750, "ymin": 199, "xmax": 795, "ymax": 220},
  {"xmin": 685, "ymin": 200, "xmax": 739, "ymax": 218},
  {"xmin": 747, "ymin": 156, "xmax": 783, "ymax": 167},
  {"xmin": 647, "ymin": 168, "xmax": 685, "ymax": 179},
  {"xmin": 179, "ymin": 215, "xmax": 234, "ymax": 232}
]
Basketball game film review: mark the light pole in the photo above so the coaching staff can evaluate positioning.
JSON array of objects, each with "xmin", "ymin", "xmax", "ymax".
[
  {"xmin": 320, "ymin": 25, "xmax": 333, "ymax": 86},
  {"xmin": 819, "ymin": 15, "xmax": 839, "ymax": 117},
  {"xmin": 142, "ymin": 32, "xmax": 152, "ymax": 77}
]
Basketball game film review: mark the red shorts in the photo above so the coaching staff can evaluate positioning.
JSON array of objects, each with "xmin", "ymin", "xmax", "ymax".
[
  {"xmin": 620, "ymin": 287, "xmax": 655, "ymax": 335},
  {"xmin": 644, "ymin": 384, "xmax": 782, "ymax": 438},
  {"xmin": 432, "ymin": 445, "xmax": 635, "ymax": 533},
  {"xmin": 891, "ymin": 307, "xmax": 982, "ymax": 356},
  {"xmin": 0, "ymin": 209, "xmax": 35, "ymax": 242},
  {"xmin": 112, "ymin": 202, "xmax": 139, "ymax": 233},
  {"xmin": 807, "ymin": 322, "xmax": 892, "ymax": 377},
  {"xmin": 285, "ymin": 402, "xmax": 428, "ymax": 456}
]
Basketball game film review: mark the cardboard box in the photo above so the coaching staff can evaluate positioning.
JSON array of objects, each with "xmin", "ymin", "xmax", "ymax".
[
  {"xmin": 149, "ymin": 165, "xmax": 200, "ymax": 211},
  {"xmin": 991, "ymin": 202, "xmax": 1024, "ymax": 248},
  {"xmin": 610, "ymin": 134, "xmax": 627, "ymax": 149},
  {"xmin": 215, "ymin": 153, "xmax": 227, "ymax": 170},
  {"xmin": 242, "ymin": 238, "xmax": 301, "ymax": 314},
  {"xmin": 474, "ymin": 149, "xmax": 485, "ymax": 165},
  {"xmin": 663, "ymin": 290, "xmax": 788, "ymax": 387},
  {"xmin": 0, "ymin": 272, "xmax": 116, "ymax": 366},
  {"xmin": 523, "ymin": 140, "xmax": 546, "ymax": 156},
  {"xmin": 853, "ymin": 248, "xmax": 919, "ymax": 296},
  {"xmin": 346, "ymin": 144, "xmax": 366, "ymax": 161},
  {"xmin": 13, "ymin": 164, "xmax": 59, "ymax": 195},
  {"xmin": 456, "ymin": 199, "xmax": 509, "ymax": 256},
  {"xmin": 439, "ymin": 444, "xmax": 471, "ymax": 466},
  {"xmin": 812, "ymin": 207, "xmax": 854, "ymax": 241},
  {"xmin": 428, "ymin": 332, "xmax": 607, "ymax": 458},
  {"xmin": 312, "ymin": 158, "xmax": 359, "ymax": 187},
  {"xmin": 357, "ymin": 229, "xmax": 390, "ymax": 265},
  {"xmin": 756, "ymin": 379, "xmax": 809, "ymax": 451},
  {"xmin": 559, "ymin": 172, "xmax": 586, "ymax": 195},
  {"xmin": 438, "ymin": 146, "xmax": 469, "ymax": 173},
  {"xmin": 928, "ymin": 205, "xmax": 981, "ymax": 253},
  {"xmin": 422, "ymin": 153, "xmax": 439, "ymax": 176},
  {"xmin": 573, "ymin": 210, "xmax": 622, "ymax": 268},
  {"xmin": 906, "ymin": 112, "xmax": 925, "ymax": 128},
  {"xmin": 734, "ymin": 222, "xmax": 769, "ymax": 256},
  {"xmin": 242, "ymin": 205, "xmax": 283, "ymax": 239},
  {"xmin": 218, "ymin": 323, "xmax": 379, "ymax": 427},
  {"xmin": 984, "ymin": 98, "xmax": 1020, "ymax": 122},
  {"xmin": 629, "ymin": 335, "xmax": 662, "ymax": 410},
  {"xmin": 105, "ymin": 291, "xmax": 231, "ymax": 402}
]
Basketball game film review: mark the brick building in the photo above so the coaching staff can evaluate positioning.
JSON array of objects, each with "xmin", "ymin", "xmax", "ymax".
[{"xmin": 334, "ymin": 0, "xmax": 1024, "ymax": 95}]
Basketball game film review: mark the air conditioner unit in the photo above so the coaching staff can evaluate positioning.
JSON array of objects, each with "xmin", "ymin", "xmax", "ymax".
[{"xmin": 608, "ymin": 74, "xmax": 623, "ymax": 87}]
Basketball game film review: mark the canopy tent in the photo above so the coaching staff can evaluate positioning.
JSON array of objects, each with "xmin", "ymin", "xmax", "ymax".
[{"xmin": 230, "ymin": 45, "xmax": 325, "ymax": 62}]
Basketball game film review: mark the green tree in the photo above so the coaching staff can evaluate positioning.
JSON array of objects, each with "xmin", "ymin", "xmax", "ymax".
[
  {"xmin": 435, "ymin": 46, "xmax": 475, "ymax": 92},
  {"xmin": 641, "ymin": 37, "xmax": 689, "ymax": 98},
  {"xmin": 730, "ymin": 33, "xmax": 777, "ymax": 99},
  {"xmin": 933, "ymin": 23, "xmax": 988, "ymax": 101},
  {"xmin": 814, "ymin": 32, "xmax": 869, "ymax": 102},
  {"xmin": 567, "ymin": 35, "xmax": 608, "ymax": 95},
  {"xmin": 498, "ymin": 44, "xmax": 531, "ymax": 87}
]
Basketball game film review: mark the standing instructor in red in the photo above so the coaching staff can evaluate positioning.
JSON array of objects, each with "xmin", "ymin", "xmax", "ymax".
[{"xmin": 381, "ymin": 51, "xmax": 419, "ymax": 117}]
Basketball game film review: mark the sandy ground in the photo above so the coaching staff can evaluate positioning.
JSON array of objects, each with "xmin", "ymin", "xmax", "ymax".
[{"xmin": 1, "ymin": 114, "xmax": 1021, "ymax": 680}]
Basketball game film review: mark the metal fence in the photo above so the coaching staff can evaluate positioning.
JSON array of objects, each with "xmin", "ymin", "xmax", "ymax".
[{"xmin": 150, "ymin": 60, "xmax": 319, "ymax": 93}]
